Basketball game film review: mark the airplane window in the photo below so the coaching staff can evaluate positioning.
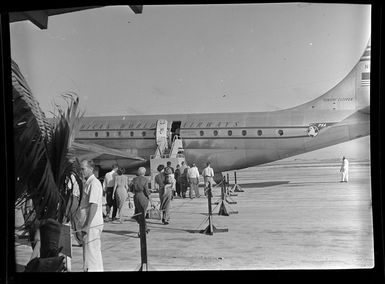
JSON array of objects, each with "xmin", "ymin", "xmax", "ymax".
[
  {"xmin": 118, "ymin": 131, "xmax": 121, "ymax": 136},
  {"xmin": 228, "ymin": 130, "xmax": 232, "ymax": 136},
  {"xmin": 242, "ymin": 130, "xmax": 247, "ymax": 136},
  {"xmin": 257, "ymin": 130, "xmax": 262, "ymax": 136},
  {"xmin": 213, "ymin": 130, "xmax": 218, "ymax": 136},
  {"xmin": 200, "ymin": 130, "xmax": 204, "ymax": 136},
  {"xmin": 106, "ymin": 131, "xmax": 109, "ymax": 137},
  {"xmin": 94, "ymin": 132, "xmax": 98, "ymax": 137},
  {"xmin": 130, "ymin": 131, "xmax": 134, "ymax": 137},
  {"xmin": 142, "ymin": 131, "xmax": 146, "ymax": 137},
  {"xmin": 278, "ymin": 129, "xmax": 284, "ymax": 136}
]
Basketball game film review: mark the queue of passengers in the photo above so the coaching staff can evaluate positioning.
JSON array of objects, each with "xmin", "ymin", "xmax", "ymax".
[
  {"xmin": 175, "ymin": 161, "xmax": 214, "ymax": 199},
  {"xmin": 26, "ymin": 160, "xmax": 214, "ymax": 272},
  {"xmin": 102, "ymin": 160, "xmax": 215, "ymax": 225}
]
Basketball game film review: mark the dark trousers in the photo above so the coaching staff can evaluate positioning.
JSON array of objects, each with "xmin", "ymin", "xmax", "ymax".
[
  {"xmin": 106, "ymin": 187, "xmax": 114, "ymax": 217},
  {"xmin": 111, "ymin": 196, "xmax": 118, "ymax": 219},
  {"xmin": 180, "ymin": 180, "xmax": 188, "ymax": 197}
]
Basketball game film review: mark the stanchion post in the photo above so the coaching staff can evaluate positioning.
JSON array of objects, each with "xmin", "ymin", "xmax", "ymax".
[
  {"xmin": 221, "ymin": 176, "xmax": 225, "ymax": 201},
  {"xmin": 138, "ymin": 213, "xmax": 148, "ymax": 271},
  {"xmin": 206, "ymin": 182, "xmax": 214, "ymax": 235},
  {"xmin": 199, "ymin": 182, "xmax": 229, "ymax": 234},
  {"xmin": 218, "ymin": 177, "xmax": 230, "ymax": 216},
  {"xmin": 227, "ymin": 173, "xmax": 238, "ymax": 196},
  {"xmin": 232, "ymin": 171, "xmax": 244, "ymax": 192}
]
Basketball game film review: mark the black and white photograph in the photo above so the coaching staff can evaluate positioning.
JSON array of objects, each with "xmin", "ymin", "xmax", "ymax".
[{"xmin": 6, "ymin": 2, "xmax": 381, "ymax": 275}]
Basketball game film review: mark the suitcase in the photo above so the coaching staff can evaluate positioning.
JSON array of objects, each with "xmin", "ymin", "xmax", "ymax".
[{"xmin": 146, "ymin": 202, "xmax": 161, "ymax": 220}]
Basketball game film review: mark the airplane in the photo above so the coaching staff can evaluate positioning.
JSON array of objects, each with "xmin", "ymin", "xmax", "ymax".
[{"xmin": 73, "ymin": 38, "xmax": 370, "ymax": 183}]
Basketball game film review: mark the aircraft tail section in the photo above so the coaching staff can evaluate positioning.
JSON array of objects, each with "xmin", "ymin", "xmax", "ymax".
[{"xmin": 290, "ymin": 37, "xmax": 370, "ymax": 112}]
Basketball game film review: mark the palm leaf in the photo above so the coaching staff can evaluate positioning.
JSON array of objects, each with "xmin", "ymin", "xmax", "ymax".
[
  {"xmin": 13, "ymin": 62, "xmax": 60, "ymax": 219},
  {"xmin": 49, "ymin": 98, "xmax": 84, "ymax": 222},
  {"xmin": 12, "ymin": 60, "xmax": 83, "ymax": 224},
  {"xmin": 12, "ymin": 60, "xmax": 52, "ymax": 143}
]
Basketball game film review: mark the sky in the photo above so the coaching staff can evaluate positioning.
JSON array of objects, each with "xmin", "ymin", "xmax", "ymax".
[{"xmin": 9, "ymin": 3, "xmax": 371, "ymax": 160}]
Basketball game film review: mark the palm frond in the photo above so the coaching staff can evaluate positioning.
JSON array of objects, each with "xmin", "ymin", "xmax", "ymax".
[
  {"xmin": 12, "ymin": 60, "xmax": 52, "ymax": 142},
  {"xmin": 12, "ymin": 60, "xmax": 84, "ymax": 224},
  {"xmin": 50, "ymin": 93, "xmax": 84, "ymax": 222}
]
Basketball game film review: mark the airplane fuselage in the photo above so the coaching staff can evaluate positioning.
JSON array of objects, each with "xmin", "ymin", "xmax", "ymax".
[
  {"xmin": 74, "ymin": 38, "xmax": 370, "ymax": 175},
  {"xmin": 75, "ymin": 107, "xmax": 369, "ymax": 174}
]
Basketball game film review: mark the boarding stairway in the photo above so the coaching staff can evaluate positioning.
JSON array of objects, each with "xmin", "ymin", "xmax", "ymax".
[{"xmin": 149, "ymin": 119, "xmax": 185, "ymax": 189}]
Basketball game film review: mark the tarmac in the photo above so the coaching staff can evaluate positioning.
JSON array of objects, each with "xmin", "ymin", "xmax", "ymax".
[{"xmin": 14, "ymin": 160, "xmax": 374, "ymax": 271}]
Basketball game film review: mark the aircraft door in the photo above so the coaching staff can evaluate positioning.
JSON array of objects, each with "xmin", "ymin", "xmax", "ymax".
[{"xmin": 171, "ymin": 121, "xmax": 181, "ymax": 141}]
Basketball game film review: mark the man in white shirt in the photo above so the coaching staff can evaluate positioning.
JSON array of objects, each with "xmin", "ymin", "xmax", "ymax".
[
  {"xmin": 103, "ymin": 164, "xmax": 118, "ymax": 221},
  {"xmin": 187, "ymin": 163, "xmax": 200, "ymax": 199},
  {"xmin": 80, "ymin": 159, "xmax": 104, "ymax": 272},
  {"xmin": 340, "ymin": 156, "xmax": 349, "ymax": 182},
  {"xmin": 202, "ymin": 162, "xmax": 215, "ymax": 196}
]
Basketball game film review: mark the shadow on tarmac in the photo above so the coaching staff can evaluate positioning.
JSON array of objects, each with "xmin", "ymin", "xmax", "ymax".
[
  {"xmin": 239, "ymin": 181, "xmax": 290, "ymax": 188},
  {"xmin": 102, "ymin": 229, "xmax": 139, "ymax": 238},
  {"xmin": 285, "ymin": 181, "xmax": 341, "ymax": 187}
]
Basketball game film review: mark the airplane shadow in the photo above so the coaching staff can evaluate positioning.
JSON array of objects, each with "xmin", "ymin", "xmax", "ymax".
[
  {"xmin": 285, "ymin": 181, "xmax": 341, "ymax": 186},
  {"xmin": 238, "ymin": 181, "xmax": 290, "ymax": 188},
  {"xmin": 102, "ymin": 229, "xmax": 139, "ymax": 238}
]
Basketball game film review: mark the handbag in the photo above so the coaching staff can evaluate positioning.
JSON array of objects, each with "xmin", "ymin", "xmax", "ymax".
[{"xmin": 146, "ymin": 201, "xmax": 162, "ymax": 220}]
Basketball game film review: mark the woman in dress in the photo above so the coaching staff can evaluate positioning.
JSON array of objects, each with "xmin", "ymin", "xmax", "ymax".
[
  {"xmin": 159, "ymin": 167, "xmax": 175, "ymax": 225},
  {"xmin": 154, "ymin": 164, "xmax": 165, "ymax": 194},
  {"xmin": 112, "ymin": 168, "xmax": 128, "ymax": 223},
  {"xmin": 154, "ymin": 165, "xmax": 168, "ymax": 224},
  {"xmin": 130, "ymin": 167, "xmax": 151, "ymax": 235}
]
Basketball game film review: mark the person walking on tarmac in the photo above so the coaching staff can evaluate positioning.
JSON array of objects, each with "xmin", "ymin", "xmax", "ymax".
[
  {"xmin": 174, "ymin": 164, "xmax": 181, "ymax": 197},
  {"xmin": 202, "ymin": 162, "xmax": 214, "ymax": 196},
  {"xmin": 130, "ymin": 167, "xmax": 152, "ymax": 236},
  {"xmin": 187, "ymin": 163, "xmax": 200, "ymax": 199},
  {"xmin": 165, "ymin": 161, "xmax": 176, "ymax": 197},
  {"xmin": 340, "ymin": 156, "xmax": 349, "ymax": 182},
  {"xmin": 154, "ymin": 164, "xmax": 166, "ymax": 195},
  {"xmin": 103, "ymin": 164, "xmax": 118, "ymax": 221},
  {"xmin": 112, "ymin": 168, "xmax": 129, "ymax": 223},
  {"xmin": 179, "ymin": 161, "xmax": 188, "ymax": 198},
  {"xmin": 160, "ymin": 167, "xmax": 175, "ymax": 225}
]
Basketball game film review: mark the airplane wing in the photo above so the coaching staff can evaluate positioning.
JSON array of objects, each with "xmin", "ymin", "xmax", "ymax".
[{"xmin": 72, "ymin": 141, "xmax": 146, "ymax": 162}]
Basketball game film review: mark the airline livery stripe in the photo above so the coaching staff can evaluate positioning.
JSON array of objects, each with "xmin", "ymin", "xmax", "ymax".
[
  {"xmin": 76, "ymin": 135, "xmax": 311, "ymax": 141},
  {"xmin": 180, "ymin": 136, "xmax": 310, "ymax": 140},
  {"xmin": 79, "ymin": 125, "xmax": 311, "ymax": 131},
  {"xmin": 80, "ymin": 127, "xmax": 156, "ymax": 131}
]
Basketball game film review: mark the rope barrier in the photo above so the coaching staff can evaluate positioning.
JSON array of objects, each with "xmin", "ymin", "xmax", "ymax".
[
  {"xmin": 193, "ymin": 202, "xmax": 221, "ymax": 231},
  {"xmin": 211, "ymin": 179, "xmax": 224, "ymax": 188},
  {"xmin": 71, "ymin": 212, "xmax": 143, "ymax": 234}
]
